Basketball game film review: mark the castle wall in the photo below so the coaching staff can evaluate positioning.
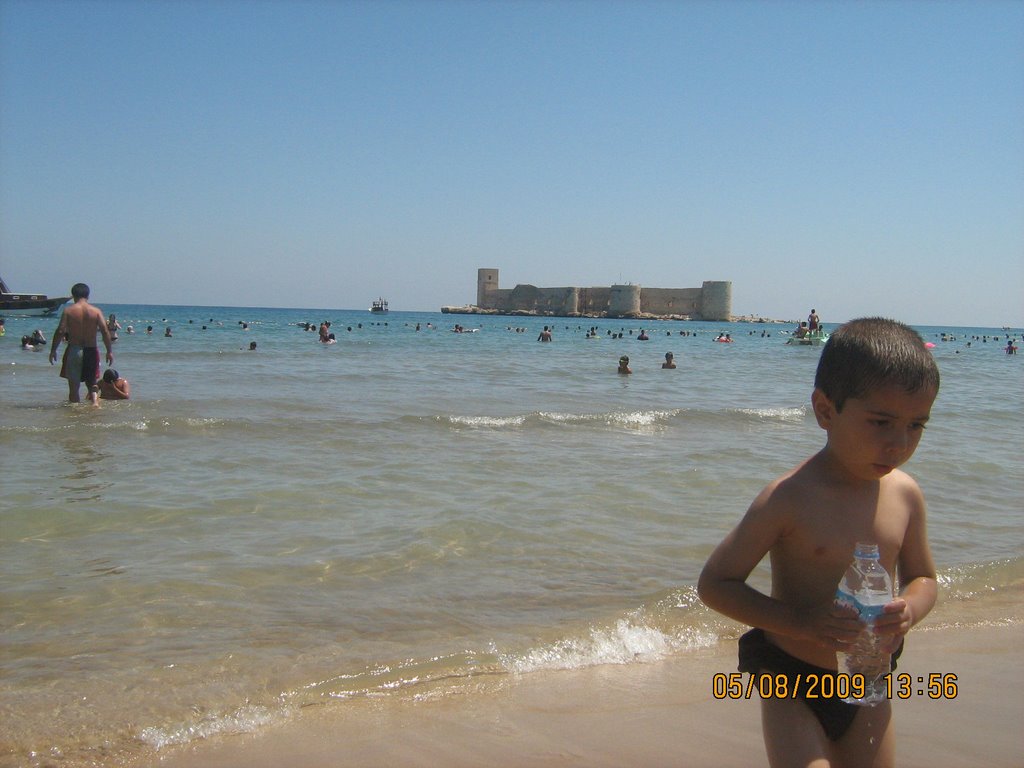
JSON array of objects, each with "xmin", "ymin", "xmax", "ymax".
[
  {"xmin": 485, "ymin": 288, "xmax": 516, "ymax": 312},
  {"xmin": 639, "ymin": 287, "xmax": 702, "ymax": 317},
  {"xmin": 535, "ymin": 287, "xmax": 577, "ymax": 315},
  {"xmin": 471, "ymin": 269, "xmax": 731, "ymax": 320},
  {"xmin": 577, "ymin": 287, "xmax": 611, "ymax": 314}
]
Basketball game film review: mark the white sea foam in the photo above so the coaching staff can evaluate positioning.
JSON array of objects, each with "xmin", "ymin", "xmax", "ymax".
[
  {"xmin": 443, "ymin": 414, "xmax": 527, "ymax": 428},
  {"xmin": 735, "ymin": 406, "xmax": 806, "ymax": 422},
  {"xmin": 539, "ymin": 409, "xmax": 680, "ymax": 428},
  {"xmin": 138, "ymin": 704, "xmax": 284, "ymax": 750},
  {"xmin": 501, "ymin": 619, "xmax": 718, "ymax": 674}
]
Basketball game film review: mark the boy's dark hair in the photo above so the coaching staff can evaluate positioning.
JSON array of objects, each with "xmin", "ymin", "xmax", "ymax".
[
  {"xmin": 71, "ymin": 283, "xmax": 90, "ymax": 300},
  {"xmin": 814, "ymin": 317, "xmax": 940, "ymax": 411}
]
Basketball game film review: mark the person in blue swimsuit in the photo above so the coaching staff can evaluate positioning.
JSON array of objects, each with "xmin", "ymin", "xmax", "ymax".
[{"xmin": 698, "ymin": 318, "xmax": 940, "ymax": 767}]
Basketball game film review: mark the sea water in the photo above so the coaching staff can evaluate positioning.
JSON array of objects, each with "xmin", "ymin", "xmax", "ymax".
[{"xmin": 1, "ymin": 306, "xmax": 1021, "ymax": 767}]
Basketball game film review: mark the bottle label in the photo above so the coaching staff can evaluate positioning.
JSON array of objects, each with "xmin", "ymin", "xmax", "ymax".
[{"xmin": 834, "ymin": 589, "xmax": 888, "ymax": 623}]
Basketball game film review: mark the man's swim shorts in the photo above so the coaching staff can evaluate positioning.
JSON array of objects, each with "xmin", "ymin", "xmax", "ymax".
[{"xmin": 60, "ymin": 345, "xmax": 101, "ymax": 388}]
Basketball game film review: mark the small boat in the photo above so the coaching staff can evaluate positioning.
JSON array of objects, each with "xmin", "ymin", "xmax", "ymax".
[
  {"xmin": 369, "ymin": 297, "xmax": 389, "ymax": 313},
  {"xmin": 0, "ymin": 275, "xmax": 70, "ymax": 316},
  {"xmin": 786, "ymin": 329, "xmax": 829, "ymax": 346}
]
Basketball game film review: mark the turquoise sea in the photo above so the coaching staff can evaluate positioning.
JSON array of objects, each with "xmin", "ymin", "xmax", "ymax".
[{"xmin": 1, "ymin": 305, "xmax": 1022, "ymax": 767}]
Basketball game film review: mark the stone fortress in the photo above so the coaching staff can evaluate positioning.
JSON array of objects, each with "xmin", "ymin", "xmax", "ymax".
[{"xmin": 442, "ymin": 268, "xmax": 732, "ymax": 321}]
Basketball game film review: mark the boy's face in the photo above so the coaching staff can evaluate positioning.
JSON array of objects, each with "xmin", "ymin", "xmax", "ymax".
[{"xmin": 813, "ymin": 384, "xmax": 937, "ymax": 481}]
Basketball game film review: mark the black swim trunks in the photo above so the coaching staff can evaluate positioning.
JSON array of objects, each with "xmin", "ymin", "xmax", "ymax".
[{"xmin": 738, "ymin": 628, "xmax": 902, "ymax": 742}]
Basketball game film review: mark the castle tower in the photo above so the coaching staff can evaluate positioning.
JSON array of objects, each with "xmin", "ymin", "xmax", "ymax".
[
  {"xmin": 608, "ymin": 284, "xmax": 642, "ymax": 318},
  {"xmin": 700, "ymin": 281, "xmax": 732, "ymax": 321},
  {"xmin": 477, "ymin": 268, "xmax": 499, "ymax": 309},
  {"xmin": 562, "ymin": 287, "xmax": 580, "ymax": 315}
]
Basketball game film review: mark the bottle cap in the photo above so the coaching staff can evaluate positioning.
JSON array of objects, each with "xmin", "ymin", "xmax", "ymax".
[{"xmin": 854, "ymin": 542, "xmax": 880, "ymax": 559}]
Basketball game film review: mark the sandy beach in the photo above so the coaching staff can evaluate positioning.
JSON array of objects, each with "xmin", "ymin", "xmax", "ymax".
[{"xmin": 151, "ymin": 619, "xmax": 1022, "ymax": 768}]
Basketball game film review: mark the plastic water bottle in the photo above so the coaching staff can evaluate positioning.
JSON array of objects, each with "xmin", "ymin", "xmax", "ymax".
[{"xmin": 834, "ymin": 542, "xmax": 894, "ymax": 705}]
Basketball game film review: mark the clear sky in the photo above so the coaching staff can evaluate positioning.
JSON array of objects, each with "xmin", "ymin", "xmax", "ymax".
[{"xmin": 1, "ymin": 0, "xmax": 1021, "ymax": 327}]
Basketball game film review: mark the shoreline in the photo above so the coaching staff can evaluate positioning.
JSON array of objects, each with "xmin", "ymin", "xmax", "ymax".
[{"xmin": 150, "ymin": 620, "xmax": 1023, "ymax": 768}]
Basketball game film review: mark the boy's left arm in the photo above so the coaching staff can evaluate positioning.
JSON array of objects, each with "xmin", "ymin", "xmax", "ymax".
[{"xmin": 877, "ymin": 489, "xmax": 938, "ymax": 651}]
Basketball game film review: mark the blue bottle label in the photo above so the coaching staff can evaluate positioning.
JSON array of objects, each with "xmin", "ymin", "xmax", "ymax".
[{"xmin": 834, "ymin": 590, "xmax": 887, "ymax": 622}]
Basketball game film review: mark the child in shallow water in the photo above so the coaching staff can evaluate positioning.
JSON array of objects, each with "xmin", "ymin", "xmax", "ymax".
[
  {"xmin": 98, "ymin": 369, "xmax": 131, "ymax": 400},
  {"xmin": 698, "ymin": 317, "xmax": 940, "ymax": 767}
]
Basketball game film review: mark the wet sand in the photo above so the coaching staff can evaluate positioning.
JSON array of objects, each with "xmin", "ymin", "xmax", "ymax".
[{"xmin": 151, "ymin": 621, "xmax": 1022, "ymax": 768}]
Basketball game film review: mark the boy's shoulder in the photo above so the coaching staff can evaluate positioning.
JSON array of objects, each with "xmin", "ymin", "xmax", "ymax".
[
  {"xmin": 749, "ymin": 452, "xmax": 889, "ymax": 516},
  {"xmin": 757, "ymin": 456, "xmax": 821, "ymax": 501},
  {"xmin": 750, "ymin": 456, "xmax": 927, "ymax": 545},
  {"xmin": 744, "ymin": 459, "xmax": 821, "ymax": 527},
  {"xmin": 879, "ymin": 467, "xmax": 927, "ymax": 513}
]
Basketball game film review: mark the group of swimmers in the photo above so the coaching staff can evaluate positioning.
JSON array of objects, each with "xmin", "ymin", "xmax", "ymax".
[
  {"xmin": 19, "ymin": 278, "xmax": 1019, "ymax": 407},
  {"xmin": 27, "ymin": 292, "xmax": 274, "ymax": 404},
  {"xmin": 616, "ymin": 351, "xmax": 677, "ymax": 374},
  {"xmin": 20, "ymin": 329, "xmax": 47, "ymax": 350},
  {"xmin": 104, "ymin": 313, "xmax": 174, "ymax": 338},
  {"xmin": 299, "ymin": 320, "xmax": 412, "ymax": 342}
]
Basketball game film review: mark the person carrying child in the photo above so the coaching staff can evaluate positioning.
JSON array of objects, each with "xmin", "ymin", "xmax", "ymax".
[{"xmin": 698, "ymin": 317, "xmax": 940, "ymax": 768}]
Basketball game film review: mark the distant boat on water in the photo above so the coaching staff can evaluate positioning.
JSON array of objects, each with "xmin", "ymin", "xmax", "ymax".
[
  {"xmin": 0, "ymin": 276, "xmax": 70, "ymax": 316},
  {"xmin": 785, "ymin": 328, "xmax": 829, "ymax": 346},
  {"xmin": 370, "ymin": 297, "xmax": 389, "ymax": 313}
]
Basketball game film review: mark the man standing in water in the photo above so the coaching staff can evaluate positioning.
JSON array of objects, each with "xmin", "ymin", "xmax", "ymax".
[{"xmin": 49, "ymin": 283, "xmax": 114, "ymax": 404}]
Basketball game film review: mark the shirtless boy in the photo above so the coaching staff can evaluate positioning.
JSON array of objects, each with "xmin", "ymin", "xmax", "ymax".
[
  {"xmin": 49, "ymin": 283, "xmax": 114, "ymax": 404},
  {"xmin": 698, "ymin": 317, "xmax": 940, "ymax": 768}
]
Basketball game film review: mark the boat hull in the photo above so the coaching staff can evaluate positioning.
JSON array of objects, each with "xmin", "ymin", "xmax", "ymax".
[
  {"xmin": 0, "ymin": 295, "xmax": 70, "ymax": 316},
  {"xmin": 785, "ymin": 332, "xmax": 829, "ymax": 346}
]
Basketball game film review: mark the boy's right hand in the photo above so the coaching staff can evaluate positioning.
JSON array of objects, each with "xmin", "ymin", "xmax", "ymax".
[{"xmin": 797, "ymin": 602, "xmax": 864, "ymax": 651}]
